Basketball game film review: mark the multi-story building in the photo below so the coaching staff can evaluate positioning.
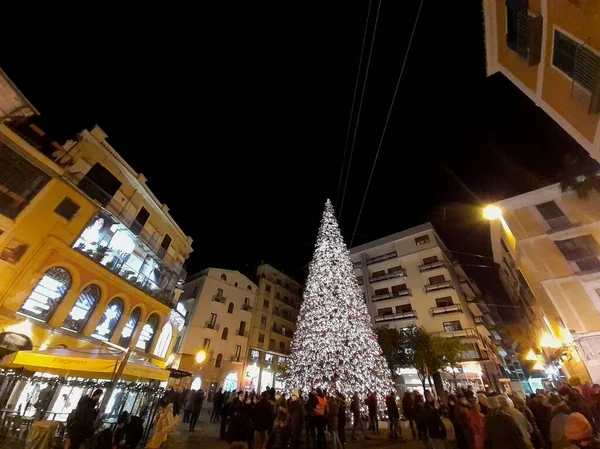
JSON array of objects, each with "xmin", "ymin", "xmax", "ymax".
[
  {"xmin": 482, "ymin": 0, "xmax": 600, "ymax": 160},
  {"xmin": 0, "ymin": 69, "xmax": 192, "ymax": 417},
  {"xmin": 243, "ymin": 264, "xmax": 302, "ymax": 393},
  {"xmin": 350, "ymin": 223, "xmax": 505, "ymax": 393},
  {"xmin": 174, "ymin": 268, "xmax": 257, "ymax": 395},
  {"xmin": 487, "ymin": 183, "xmax": 600, "ymax": 384}
]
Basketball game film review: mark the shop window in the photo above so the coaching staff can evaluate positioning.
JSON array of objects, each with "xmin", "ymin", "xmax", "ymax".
[
  {"xmin": 191, "ymin": 377, "xmax": 202, "ymax": 390},
  {"xmin": 92, "ymin": 298, "xmax": 124, "ymax": 341},
  {"xmin": 265, "ymin": 353, "xmax": 274, "ymax": 364},
  {"xmin": 136, "ymin": 313, "xmax": 160, "ymax": 352},
  {"xmin": 54, "ymin": 197, "xmax": 80, "ymax": 221},
  {"xmin": 222, "ymin": 327, "xmax": 229, "ymax": 340},
  {"xmin": 153, "ymin": 322, "xmax": 173, "ymax": 358},
  {"xmin": 19, "ymin": 267, "xmax": 71, "ymax": 322},
  {"xmin": 62, "ymin": 284, "xmax": 101, "ymax": 333},
  {"xmin": 250, "ymin": 349, "xmax": 259, "ymax": 361},
  {"xmin": 0, "ymin": 143, "xmax": 51, "ymax": 219},
  {"xmin": 78, "ymin": 163, "xmax": 122, "ymax": 206},
  {"xmin": 215, "ymin": 353, "xmax": 223, "ymax": 368},
  {"xmin": 228, "ymin": 302, "xmax": 234, "ymax": 314},
  {"xmin": 118, "ymin": 307, "xmax": 141, "ymax": 347}
]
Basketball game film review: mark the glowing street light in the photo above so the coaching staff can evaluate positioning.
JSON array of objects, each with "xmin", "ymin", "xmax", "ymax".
[
  {"xmin": 195, "ymin": 350, "xmax": 207, "ymax": 364},
  {"xmin": 483, "ymin": 205, "xmax": 502, "ymax": 220},
  {"xmin": 525, "ymin": 349, "xmax": 538, "ymax": 361},
  {"xmin": 540, "ymin": 331, "xmax": 562, "ymax": 349}
]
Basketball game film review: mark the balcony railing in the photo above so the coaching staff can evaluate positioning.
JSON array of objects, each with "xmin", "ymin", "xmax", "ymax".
[
  {"xmin": 424, "ymin": 280, "xmax": 453, "ymax": 292},
  {"xmin": 431, "ymin": 304, "xmax": 462, "ymax": 315},
  {"xmin": 370, "ymin": 270, "xmax": 407, "ymax": 283},
  {"xmin": 213, "ymin": 295, "xmax": 226, "ymax": 304},
  {"xmin": 230, "ymin": 355, "xmax": 243, "ymax": 363},
  {"xmin": 374, "ymin": 310, "xmax": 417, "ymax": 323},
  {"xmin": 367, "ymin": 251, "xmax": 398, "ymax": 266},
  {"xmin": 242, "ymin": 304, "xmax": 253, "ymax": 312},
  {"xmin": 353, "ymin": 261, "xmax": 362, "ymax": 269},
  {"xmin": 272, "ymin": 309, "xmax": 295, "ymax": 323},
  {"xmin": 419, "ymin": 261, "xmax": 446, "ymax": 272},
  {"xmin": 237, "ymin": 329, "xmax": 249, "ymax": 337},
  {"xmin": 205, "ymin": 322, "xmax": 220, "ymax": 331},
  {"xmin": 434, "ymin": 328, "xmax": 477, "ymax": 338},
  {"xmin": 372, "ymin": 289, "xmax": 412, "ymax": 302},
  {"xmin": 474, "ymin": 316, "xmax": 484, "ymax": 324},
  {"xmin": 272, "ymin": 326, "xmax": 293, "ymax": 338}
]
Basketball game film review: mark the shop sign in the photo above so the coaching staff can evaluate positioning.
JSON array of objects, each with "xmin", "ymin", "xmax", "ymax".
[{"xmin": 0, "ymin": 332, "xmax": 33, "ymax": 357}]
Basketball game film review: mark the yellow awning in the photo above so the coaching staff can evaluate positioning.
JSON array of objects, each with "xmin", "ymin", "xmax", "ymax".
[{"xmin": 0, "ymin": 349, "xmax": 169, "ymax": 382}]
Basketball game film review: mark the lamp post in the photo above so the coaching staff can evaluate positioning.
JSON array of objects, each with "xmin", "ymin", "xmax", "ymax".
[{"xmin": 482, "ymin": 205, "xmax": 502, "ymax": 221}]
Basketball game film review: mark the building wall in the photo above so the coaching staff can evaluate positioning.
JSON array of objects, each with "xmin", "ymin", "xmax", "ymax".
[{"xmin": 178, "ymin": 269, "xmax": 257, "ymax": 392}]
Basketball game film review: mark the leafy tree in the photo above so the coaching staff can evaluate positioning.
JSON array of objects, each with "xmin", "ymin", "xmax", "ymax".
[
  {"xmin": 559, "ymin": 152, "xmax": 600, "ymax": 199},
  {"xmin": 431, "ymin": 336, "xmax": 465, "ymax": 386}
]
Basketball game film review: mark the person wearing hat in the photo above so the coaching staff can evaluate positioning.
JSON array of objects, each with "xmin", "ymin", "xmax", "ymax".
[{"xmin": 565, "ymin": 412, "xmax": 600, "ymax": 449}]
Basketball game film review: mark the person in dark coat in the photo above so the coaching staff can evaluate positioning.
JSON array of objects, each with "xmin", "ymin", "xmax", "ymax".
[
  {"xmin": 386, "ymin": 391, "xmax": 400, "ymax": 440},
  {"xmin": 366, "ymin": 392, "xmax": 379, "ymax": 435},
  {"xmin": 306, "ymin": 390, "xmax": 317, "ymax": 448},
  {"xmin": 484, "ymin": 396, "xmax": 529, "ymax": 449},
  {"xmin": 529, "ymin": 394, "xmax": 553, "ymax": 449},
  {"xmin": 423, "ymin": 391, "xmax": 447, "ymax": 449},
  {"xmin": 114, "ymin": 411, "xmax": 144, "ymax": 449},
  {"xmin": 414, "ymin": 391, "xmax": 427, "ymax": 441},
  {"xmin": 289, "ymin": 390, "xmax": 304, "ymax": 449},
  {"xmin": 350, "ymin": 392, "xmax": 368, "ymax": 441},
  {"xmin": 220, "ymin": 394, "xmax": 231, "ymax": 440},
  {"xmin": 254, "ymin": 392, "xmax": 274, "ymax": 449},
  {"xmin": 336, "ymin": 392, "xmax": 347, "ymax": 447},
  {"xmin": 268, "ymin": 407, "xmax": 291, "ymax": 449},
  {"xmin": 402, "ymin": 391, "xmax": 417, "ymax": 439},
  {"xmin": 189, "ymin": 389, "xmax": 205, "ymax": 431},
  {"xmin": 560, "ymin": 387, "xmax": 596, "ymax": 431},
  {"xmin": 66, "ymin": 389, "xmax": 103, "ymax": 449},
  {"xmin": 211, "ymin": 388, "xmax": 224, "ymax": 423}
]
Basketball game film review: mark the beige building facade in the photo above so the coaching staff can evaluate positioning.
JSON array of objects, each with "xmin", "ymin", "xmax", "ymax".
[
  {"xmin": 488, "ymin": 183, "xmax": 600, "ymax": 384},
  {"xmin": 243, "ymin": 264, "xmax": 302, "ymax": 393},
  {"xmin": 176, "ymin": 269, "xmax": 257, "ymax": 394},
  {"xmin": 350, "ymin": 224, "xmax": 504, "ymax": 392}
]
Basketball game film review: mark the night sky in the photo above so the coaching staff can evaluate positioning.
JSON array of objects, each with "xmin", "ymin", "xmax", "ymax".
[{"xmin": 0, "ymin": 3, "xmax": 588, "ymax": 319}]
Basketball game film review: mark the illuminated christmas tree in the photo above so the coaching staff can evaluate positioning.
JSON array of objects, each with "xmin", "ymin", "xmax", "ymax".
[{"xmin": 286, "ymin": 200, "xmax": 393, "ymax": 397}]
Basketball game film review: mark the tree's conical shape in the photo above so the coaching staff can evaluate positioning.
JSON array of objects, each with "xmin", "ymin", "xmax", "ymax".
[{"xmin": 286, "ymin": 199, "xmax": 393, "ymax": 396}]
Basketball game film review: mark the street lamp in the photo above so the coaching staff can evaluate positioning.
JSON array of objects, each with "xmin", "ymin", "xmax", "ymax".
[
  {"xmin": 483, "ymin": 205, "xmax": 502, "ymax": 220},
  {"xmin": 195, "ymin": 350, "xmax": 207, "ymax": 364}
]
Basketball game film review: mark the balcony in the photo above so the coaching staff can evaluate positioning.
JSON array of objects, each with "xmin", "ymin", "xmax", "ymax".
[
  {"xmin": 242, "ymin": 304, "xmax": 253, "ymax": 312},
  {"xmin": 366, "ymin": 251, "xmax": 398, "ymax": 266},
  {"xmin": 272, "ymin": 326, "xmax": 293, "ymax": 338},
  {"xmin": 474, "ymin": 316, "xmax": 484, "ymax": 324},
  {"xmin": 430, "ymin": 304, "xmax": 462, "ymax": 315},
  {"xmin": 434, "ymin": 328, "xmax": 477, "ymax": 339},
  {"xmin": 374, "ymin": 310, "xmax": 417, "ymax": 323},
  {"xmin": 213, "ymin": 295, "xmax": 226, "ymax": 304},
  {"xmin": 372, "ymin": 289, "xmax": 412, "ymax": 302},
  {"xmin": 72, "ymin": 211, "xmax": 185, "ymax": 308},
  {"xmin": 357, "ymin": 277, "xmax": 364, "ymax": 286},
  {"xmin": 272, "ymin": 309, "xmax": 295, "ymax": 323},
  {"xmin": 230, "ymin": 355, "xmax": 243, "ymax": 363},
  {"xmin": 205, "ymin": 322, "xmax": 220, "ymax": 331},
  {"xmin": 419, "ymin": 260, "xmax": 446, "ymax": 272},
  {"xmin": 370, "ymin": 270, "xmax": 407, "ymax": 284},
  {"xmin": 424, "ymin": 280, "xmax": 453, "ymax": 292},
  {"xmin": 353, "ymin": 261, "xmax": 362, "ymax": 269},
  {"xmin": 259, "ymin": 323, "xmax": 267, "ymax": 330},
  {"xmin": 236, "ymin": 329, "xmax": 249, "ymax": 337}
]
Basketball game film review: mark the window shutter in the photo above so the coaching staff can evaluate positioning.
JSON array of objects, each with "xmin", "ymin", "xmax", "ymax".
[{"xmin": 571, "ymin": 45, "xmax": 600, "ymax": 114}]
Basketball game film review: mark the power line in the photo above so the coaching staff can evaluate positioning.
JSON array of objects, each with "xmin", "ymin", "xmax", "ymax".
[
  {"xmin": 335, "ymin": 0, "xmax": 374, "ymax": 212},
  {"xmin": 338, "ymin": 0, "xmax": 382, "ymax": 222},
  {"xmin": 350, "ymin": 0, "xmax": 424, "ymax": 248}
]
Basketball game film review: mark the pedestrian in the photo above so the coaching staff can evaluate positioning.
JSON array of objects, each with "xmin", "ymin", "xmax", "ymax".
[
  {"xmin": 453, "ymin": 396, "xmax": 471, "ymax": 449},
  {"xmin": 337, "ymin": 392, "xmax": 347, "ymax": 447},
  {"xmin": 386, "ymin": 391, "xmax": 400, "ymax": 440},
  {"xmin": 220, "ymin": 393, "xmax": 232, "ymax": 440},
  {"xmin": 465, "ymin": 398, "xmax": 484, "ymax": 449},
  {"xmin": 306, "ymin": 390, "xmax": 317, "ymax": 448},
  {"xmin": 529, "ymin": 394, "xmax": 553, "ymax": 449},
  {"xmin": 314, "ymin": 388, "xmax": 328, "ymax": 449},
  {"xmin": 327, "ymin": 392, "xmax": 343, "ymax": 449},
  {"xmin": 268, "ymin": 406, "xmax": 291, "ymax": 449},
  {"xmin": 189, "ymin": 389, "xmax": 205, "ymax": 431},
  {"xmin": 66, "ymin": 388, "xmax": 103, "ymax": 449},
  {"xmin": 146, "ymin": 400, "xmax": 177, "ymax": 449},
  {"xmin": 183, "ymin": 389, "xmax": 194, "ymax": 423},
  {"xmin": 483, "ymin": 396, "xmax": 529, "ymax": 449},
  {"xmin": 564, "ymin": 412, "xmax": 600, "ymax": 449},
  {"xmin": 476, "ymin": 394, "xmax": 489, "ymax": 416},
  {"xmin": 423, "ymin": 391, "xmax": 447, "ymax": 449},
  {"xmin": 173, "ymin": 388, "xmax": 184, "ymax": 417},
  {"xmin": 549, "ymin": 396, "xmax": 571, "ymax": 449},
  {"xmin": 415, "ymin": 391, "xmax": 428, "ymax": 442},
  {"xmin": 350, "ymin": 392, "xmax": 368, "ymax": 441},
  {"xmin": 559, "ymin": 387, "xmax": 596, "ymax": 429},
  {"xmin": 402, "ymin": 390, "xmax": 417, "ymax": 439},
  {"xmin": 513, "ymin": 395, "xmax": 544, "ymax": 449},
  {"xmin": 289, "ymin": 390, "xmax": 304, "ymax": 449},
  {"xmin": 114, "ymin": 411, "xmax": 144, "ymax": 449},
  {"xmin": 366, "ymin": 392, "xmax": 379, "ymax": 435},
  {"xmin": 254, "ymin": 392, "xmax": 274, "ymax": 449},
  {"xmin": 212, "ymin": 388, "xmax": 224, "ymax": 423}
]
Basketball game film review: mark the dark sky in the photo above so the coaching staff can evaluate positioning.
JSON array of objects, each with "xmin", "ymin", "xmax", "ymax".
[{"xmin": 0, "ymin": 3, "xmax": 587, "ymax": 318}]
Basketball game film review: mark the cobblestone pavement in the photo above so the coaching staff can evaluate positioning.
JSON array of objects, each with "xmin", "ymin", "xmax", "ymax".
[{"xmin": 165, "ymin": 410, "xmax": 424, "ymax": 449}]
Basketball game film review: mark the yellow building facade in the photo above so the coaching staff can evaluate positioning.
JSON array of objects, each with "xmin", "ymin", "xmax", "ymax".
[
  {"xmin": 482, "ymin": 0, "xmax": 600, "ymax": 161},
  {"xmin": 488, "ymin": 183, "xmax": 600, "ymax": 384},
  {"xmin": 0, "ymin": 72, "xmax": 193, "ymax": 417}
]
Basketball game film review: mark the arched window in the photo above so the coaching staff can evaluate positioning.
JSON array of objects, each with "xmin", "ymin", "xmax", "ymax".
[
  {"xmin": 221, "ymin": 274, "xmax": 227, "ymax": 281},
  {"xmin": 153, "ymin": 323, "xmax": 173, "ymax": 358},
  {"xmin": 247, "ymin": 285, "xmax": 252, "ymax": 290},
  {"xmin": 62, "ymin": 284, "xmax": 101, "ymax": 332},
  {"xmin": 136, "ymin": 313, "xmax": 159, "ymax": 352},
  {"xmin": 19, "ymin": 267, "xmax": 71, "ymax": 322},
  {"xmin": 221, "ymin": 327, "xmax": 229, "ymax": 340},
  {"xmin": 234, "ymin": 282, "xmax": 238, "ymax": 287},
  {"xmin": 92, "ymin": 298, "xmax": 124, "ymax": 341},
  {"xmin": 227, "ymin": 302, "xmax": 234, "ymax": 314},
  {"xmin": 215, "ymin": 353, "xmax": 223, "ymax": 368},
  {"xmin": 191, "ymin": 377, "xmax": 202, "ymax": 390},
  {"xmin": 118, "ymin": 307, "xmax": 141, "ymax": 347}
]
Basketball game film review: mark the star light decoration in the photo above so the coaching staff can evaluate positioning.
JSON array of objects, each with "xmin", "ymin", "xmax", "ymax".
[{"xmin": 285, "ymin": 200, "xmax": 393, "ymax": 398}]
